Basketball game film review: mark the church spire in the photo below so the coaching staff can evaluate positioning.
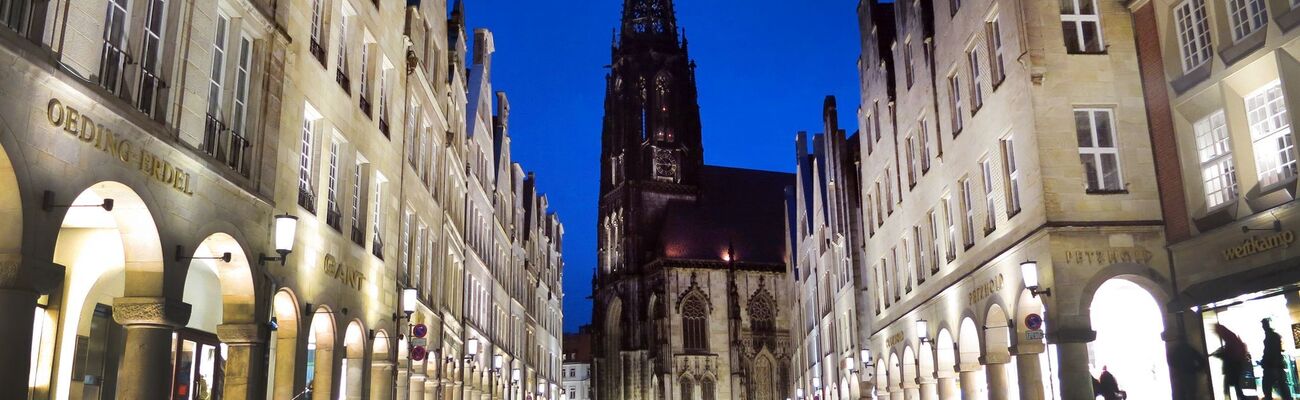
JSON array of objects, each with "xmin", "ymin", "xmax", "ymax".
[{"xmin": 621, "ymin": 0, "xmax": 678, "ymax": 41}]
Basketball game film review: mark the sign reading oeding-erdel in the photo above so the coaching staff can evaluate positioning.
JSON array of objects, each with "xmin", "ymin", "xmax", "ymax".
[{"xmin": 46, "ymin": 98, "xmax": 194, "ymax": 196}]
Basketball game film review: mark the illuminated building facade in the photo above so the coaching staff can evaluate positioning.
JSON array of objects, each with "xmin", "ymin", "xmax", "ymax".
[
  {"xmin": 0, "ymin": 0, "xmax": 564, "ymax": 399},
  {"xmin": 853, "ymin": 0, "xmax": 1171, "ymax": 399}
]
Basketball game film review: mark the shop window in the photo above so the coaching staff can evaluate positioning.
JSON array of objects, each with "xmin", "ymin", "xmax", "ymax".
[
  {"xmin": 1226, "ymin": 0, "xmax": 1267, "ymax": 43},
  {"xmin": 1245, "ymin": 81, "xmax": 1296, "ymax": 188},
  {"xmin": 1060, "ymin": 0, "xmax": 1105, "ymax": 53},
  {"xmin": 1075, "ymin": 108, "xmax": 1125, "ymax": 193},
  {"xmin": 73, "ymin": 304, "xmax": 124, "ymax": 400},
  {"xmin": 172, "ymin": 329, "xmax": 225, "ymax": 400},
  {"xmin": 1195, "ymin": 110, "xmax": 1238, "ymax": 208},
  {"xmin": 1174, "ymin": 0, "xmax": 1213, "ymax": 73}
]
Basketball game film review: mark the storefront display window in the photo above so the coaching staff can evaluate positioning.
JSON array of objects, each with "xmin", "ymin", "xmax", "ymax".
[
  {"xmin": 172, "ymin": 329, "xmax": 225, "ymax": 400},
  {"xmin": 1202, "ymin": 292, "xmax": 1300, "ymax": 399}
]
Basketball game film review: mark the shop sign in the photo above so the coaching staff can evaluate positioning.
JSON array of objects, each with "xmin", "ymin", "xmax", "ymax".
[
  {"xmin": 1062, "ymin": 247, "xmax": 1154, "ymax": 266},
  {"xmin": 1222, "ymin": 231, "xmax": 1295, "ymax": 261},
  {"xmin": 885, "ymin": 331, "xmax": 905, "ymax": 348},
  {"xmin": 967, "ymin": 274, "xmax": 1004, "ymax": 305},
  {"xmin": 323, "ymin": 254, "xmax": 367, "ymax": 291},
  {"xmin": 45, "ymin": 98, "xmax": 195, "ymax": 196}
]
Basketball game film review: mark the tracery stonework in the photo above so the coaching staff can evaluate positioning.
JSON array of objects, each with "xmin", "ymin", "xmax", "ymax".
[{"xmin": 592, "ymin": 1, "xmax": 794, "ymax": 398}]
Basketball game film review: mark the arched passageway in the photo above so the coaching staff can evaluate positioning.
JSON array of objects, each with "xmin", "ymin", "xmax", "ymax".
[
  {"xmin": 1090, "ymin": 279, "xmax": 1169, "ymax": 400},
  {"xmin": 268, "ymin": 289, "xmax": 301, "ymax": 400}
]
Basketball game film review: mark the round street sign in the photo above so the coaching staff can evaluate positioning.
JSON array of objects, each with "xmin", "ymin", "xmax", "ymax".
[
  {"xmin": 411, "ymin": 346, "xmax": 427, "ymax": 361},
  {"xmin": 1025, "ymin": 313, "xmax": 1043, "ymax": 331},
  {"xmin": 413, "ymin": 324, "xmax": 428, "ymax": 338}
]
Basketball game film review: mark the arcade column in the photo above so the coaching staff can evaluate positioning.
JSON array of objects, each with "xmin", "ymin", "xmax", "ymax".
[
  {"xmin": 0, "ymin": 260, "xmax": 60, "ymax": 400},
  {"xmin": 1013, "ymin": 345, "xmax": 1046, "ymax": 400},
  {"xmin": 217, "ymin": 323, "xmax": 269, "ymax": 400},
  {"xmin": 112, "ymin": 296, "xmax": 191, "ymax": 400}
]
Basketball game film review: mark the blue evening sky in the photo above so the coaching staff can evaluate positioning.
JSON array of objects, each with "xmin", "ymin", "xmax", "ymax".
[{"xmin": 467, "ymin": 1, "xmax": 863, "ymax": 332}]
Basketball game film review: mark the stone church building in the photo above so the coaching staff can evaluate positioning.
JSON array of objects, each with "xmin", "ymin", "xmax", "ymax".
[{"xmin": 591, "ymin": 1, "xmax": 795, "ymax": 399}]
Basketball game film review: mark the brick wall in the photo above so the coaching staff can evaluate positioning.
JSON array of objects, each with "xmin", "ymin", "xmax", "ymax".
[{"xmin": 1132, "ymin": 3, "xmax": 1191, "ymax": 243}]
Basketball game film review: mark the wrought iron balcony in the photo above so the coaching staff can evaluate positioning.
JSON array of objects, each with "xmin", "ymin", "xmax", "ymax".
[
  {"xmin": 372, "ymin": 236, "xmax": 384, "ymax": 260},
  {"xmin": 326, "ymin": 206, "xmax": 342, "ymax": 231},
  {"xmin": 336, "ymin": 69, "xmax": 351, "ymax": 94},
  {"xmin": 379, "ymin": 117, "xmax": 390, "ymax": 137},
  {"xmin": 309, "ymin": 39, "xmax": 326, "ymax": 66},
  {"xmin": 359, "ymin": 95, "xmax": 372, "ymax": 118},
  {"xmin": 201, "ymin": 114, "xmax": 252, "ymax": 178},
  {"xmin": 135, "ymin": 68, "xmax": 167, "ymax": 118},
  {"xmin": 297, "ymin": 184, "xmax": 317, "ymax": 214},
  {"xmin": 351, "ymin": 225, "xmax": 366, "ymax": 246},
  {"xmin": 98, "ymin": 41, "xmax": 131, "ymax": 95}
]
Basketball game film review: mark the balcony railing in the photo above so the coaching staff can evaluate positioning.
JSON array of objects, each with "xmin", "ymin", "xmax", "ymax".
[
  {"xmin": 336, "ymin": 70, "xmax": 351, "ymax": 94},
  {"xmin": 350, "ymin": 225, "xmax": 366, "ymax": 246},
  {"xmin": 297, "ymin": 184, "xmax": 317, "ymax": 214},
  {"xmin": 326, "ymin": 207, "xmax": 342, "ymax": 231},
  {"xmin": 371, "ymin": 236, "xmax": 384, "ymax": 259},
  {"xmin": 99, "ymin": 41, "xmax": 131, "ymax": 95},
  {"xmin": 201, "ymin": 114, "xmax": 252, "ymax": 178},
  {"xmin": 378, "ymin": 117, "xmax": 390, "ymax": 137},
  {"xmin": 359, "ymin": 95, "xmax": 372, "ymax": 118},
  {"xmin": 1, "ymin": 0, "xmax": 31, "ymax": 34},
  {"xmin": 136, "ymin": 68, "xmax": 167, "ymax": 118},
  {"xmin": 309, "ymin": 39, "xmax": 326, "ymax": 66}
]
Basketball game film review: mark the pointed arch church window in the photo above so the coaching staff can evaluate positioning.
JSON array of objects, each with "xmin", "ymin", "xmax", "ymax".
[{"xmin": 682, "ymin": 294, "xmax": 708, "ymax": 351}]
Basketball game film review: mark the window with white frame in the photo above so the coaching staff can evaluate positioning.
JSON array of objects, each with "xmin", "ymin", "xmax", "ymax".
[
  {"xmin": 400, "ymin": 210, "xmax": 411, "ymax": 282},
  {"xmin": 944, "ymin": 196, "xmax": 957, "ymax": 260},
  {"xmin": 949, "ymin": 74, "xmax": 964, "ymax": 133},
  {"xmin": 326, "ymin": 140, "xmax": 341, "ymax": 214},
  {"xmin": 1060, "ymin": 0, "xmax": 1104, "ymax": 53},
  {"xmin": 371, "ymin": 176, "xmax": 384, "ymax": 243},
  {"xmin": 986, "ymin": 16, "xmax": 1007, "ymax": 84},
  {"xmin": 232, "ymin": 37, "xmax": 253, "ymax": 136},
  {"xmin": 1001, "ymin": 137, "xmax": 1021, "ymax": 215},
  {"xmin": 951, "ymin": 0, "xmax": 961, "ymax": 15},
  {"xmin": 207, "ymin": 15, "xmax": 230, "ymax": 118},
  {"xmin": 1226, "ymin": 0, "xmax": 1267, "ymax": 42},
  {"xmin": 980, "ymin": 159, "xmax": 997, "ymax": 231},
  {"xmin": 379, "ymin": 61, "xmax": 391, "ymax": 128},
  {"xmin": 310, "ymin": 0, "xmax": 325, "ymax": 44},
  {"xmin": 927, "ymin": 210, "xmax": 940, "ymax": 272},
  {"xmin": 1075, "ymin": 108, "xmax": 1124, "ymax": 192},
  {"xmin": 360, "ymin": 40, "xmax": 371, "ymax": 110},
  {"xmin": 1174, "ymin": 0, "xmax": 1212, "ymax": 73},
  {"xmin": 298, "ymin": 108, "xmax": 320, "ymax": 199},
  {"xmin": 904, "ymin": 39, "xmax": 915, "ymax": 88},
  {"xmin": 890, "ymin": 246, "xmax": 902, "ymax": 298},
  {"xmin": 136, "ymin": 0, "xmax": 168, "ymax": 116},
  {"xmin": 961, "ymin": 178, "xmax": 975, "ymax": 246},
  {"xmin": 874, "ymin": 183, "xmax": 884, "ymax": 226},
  {"xmin": 873, "ymin": 101, "xmax": 884, "ymax": 143},
  {"xmin": 351, "ymin": 161, "xmax": 366, "ymax": 231},
  {"xmin": 337, "ymin": 13, "xmax": 350, "ymax": 78},
  {"xmin": 906, "ymin": 135, "xmax": 918, "ymax": 185},
  {"xmin": 1195, "ymin": 110, "xmax": 1238, "ymax": 208},
  {"xmin": 1246, "ymin": 81, "xmax": 1297, "ymax": 187},
  {"xmin": 885, "ymin": 169, "xmax": 895, "ymax": 213},
  {"xmin": 919, "ymin": 119, "xmax": 932, "ymax": 171},
  {"xmin": 968, "ymin": 48, "xmax": 984, "ymax": 111},
  {"xmin": 913, "ymin": 226, "xmax": 925, "ymax": 283}
]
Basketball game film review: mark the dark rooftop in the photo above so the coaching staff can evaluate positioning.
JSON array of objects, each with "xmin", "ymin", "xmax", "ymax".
[{"xmin": 658, "ymin": 165, "xmax": 794, "ymax": 266}]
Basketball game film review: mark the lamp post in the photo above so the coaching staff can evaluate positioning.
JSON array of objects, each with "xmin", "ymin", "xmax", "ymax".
[{"xmin": 916, "ymin": 320, "xmax": 931, "ymax": 344}]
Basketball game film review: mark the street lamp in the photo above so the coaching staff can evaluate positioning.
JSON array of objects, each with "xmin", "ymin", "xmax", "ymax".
[
  {"xmin": 402, "ymin": 288, "xmax": 418, "ymax": 317},
  {"xmin": 916, "ymin": 320, "xmax": 931, "ymax": 344},
  {"xmin": 1021, "ymin": 261, "xmax": 1051, "ymax": 297},
  {"xmin": 845, "ymin": 356, "xmax": 857, "ymax": 375},
  {"xmin": 493, "ymin": 354, "xmax": 505, "ymax": 374},
  {"xmin": 260, "ymin": 214, "xmax": 299, "ymax": 265},
  {"xmin": 796, "ymin": 388, "xmax": 804, "ymax": 399}
]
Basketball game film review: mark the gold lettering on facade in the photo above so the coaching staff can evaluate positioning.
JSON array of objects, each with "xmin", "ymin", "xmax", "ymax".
[
  {"xmin": 885, "ymin": 331, "xmax": 905, "ymax": 349},
  {"xmin": 967, "ymin": 274, "xmax": 1004, "ymax": 305},
  {"xmin": 323, "ymin": 254, "xmax": 368, "ymax": 291},
  {"xmin": 1223, "ymin": 231, "xmax": 1295, "ymax": 261},
  {"xmin": 46, "ymin": 98, "xmax": 193, "ymax": 195}
]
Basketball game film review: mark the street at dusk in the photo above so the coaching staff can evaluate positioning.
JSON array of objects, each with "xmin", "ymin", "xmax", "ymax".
[{"xmin": 2, "ymin": 0, "xmax": 1299, "ymax": 399}]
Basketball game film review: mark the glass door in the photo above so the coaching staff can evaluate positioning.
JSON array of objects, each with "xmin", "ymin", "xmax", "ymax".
[{"xmin": 172, "ymin": 329, "xmax": 225, "ymax": 400}]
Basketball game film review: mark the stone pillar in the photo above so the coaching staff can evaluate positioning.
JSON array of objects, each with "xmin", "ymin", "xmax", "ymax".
[
  {"xmin": 1014, "ymin": 351, "xmax": 1045, "ymax": 400},
  {"xmin": 412, "ymin": 374, "xmax": 428, "ymax": 400},
  {"xmin": 397, "ymin": 366, "xmax": 410, "ymax": 400},
  {"xmin": 216, "ymin": 323, "xmax": 269, "ymax": 400},
  {"xmin": 424, "ymin": 378, "xmax": 439, "ymax": 400},
  {"xmin": 957, "ymin": 365, "xmax": 981, "ymax": 400},
  {"xmin": 902, "ymin": 380, "xmax": 919, "ymax": 400},
  {"xmin": 1054, "ymin": 341, "xmax": 1095, "ymax": 400},
  {"xmin": 916, "ymin": 377, "xmax": 937, "ymax": 400},
  {"xmin": 984, "ymin": 362, "xmax": 1010, "ymax": 400},
  {"xmin": 112, "ymin": 297, "xmax": 191, "ymax": 400},
  {"xmin": 372, "ymin": 360, "xmax": 395, "ymax": 400},
  {"xmin": 0, "ymin": 259, "xmax": 60, "ymax": 400},
  {"xmin": 935, "ymin": 373, "xmax": 957, "ymax": 399}
]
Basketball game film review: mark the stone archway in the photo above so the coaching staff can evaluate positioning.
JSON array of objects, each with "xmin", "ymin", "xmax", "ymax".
[
  {"xmin": 269, "ymin": 289, "xmax": 300, "ymax": 400},
  {"xmin": 180, "ymin": 232, "xmax": 260, "ymax": 400},
  {"xmin": 370, "ymin": 330, "xmax": 393, "ymax": 400},
  {"xmin": 307, "ymin": 306, "xmax": 338, "ymax": 400},
  {"xmin": 341, "ymin": 320, "xmax": 367, "ymax": 400},
  {"xmin": 1089, "ymin": 278, "xmax": 1170, "ymax": 400},
  {"xmin": 887, "ymin": 351, "xmax": 901, "ymax": 398},
  {"xmin": 957, "ymin": 317, "xmax": 984, "ymax": 399},
  {"xmin": 984, "ymin": 304, "xmax": 1017, "ymax": 400},
  {"xmin": 51, "ymin": 181, "xmax": 173, "ymax": 400},
  {"xmin": 935, "ymin": 329, "xmax": 958, "ymax": 398}
]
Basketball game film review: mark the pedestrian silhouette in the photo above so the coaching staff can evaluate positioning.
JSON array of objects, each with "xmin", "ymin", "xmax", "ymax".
[
  {"xmin": 1093, "ymin": 366, "xmax": 1126, "ymax": 400},
  {"xmin": 1213, "ymin": 323, "xmax": 1252, "ymax": 400},
  {"xmin": 1261, "ymin": 318, "xmax": 1293, "ymax": 400}
]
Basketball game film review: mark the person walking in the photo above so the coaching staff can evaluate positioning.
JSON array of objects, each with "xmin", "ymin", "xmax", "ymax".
[
  {"xmin": 1213, "ymin": 323, "xmax": 1252, "ymax": 400},
  {"xmin": 1261, "ymin": 318, "xmax": 1294, "ymax": 400},
  {"xmin": 1094, "ymin": 366, "xmax": 1126, "ymax": 400}
]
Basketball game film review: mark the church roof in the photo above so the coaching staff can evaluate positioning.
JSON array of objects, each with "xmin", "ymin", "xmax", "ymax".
[{"xmin": 658, "ymin": 165, "xmax": 794, "ymax": 266}]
